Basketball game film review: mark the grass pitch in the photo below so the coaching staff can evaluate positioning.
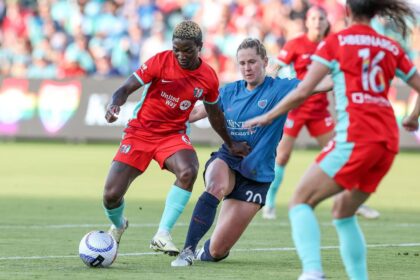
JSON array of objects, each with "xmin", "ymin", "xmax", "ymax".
[{"xmin": 0, "ymin": 142, "xmax": 419, "ymax": 279}]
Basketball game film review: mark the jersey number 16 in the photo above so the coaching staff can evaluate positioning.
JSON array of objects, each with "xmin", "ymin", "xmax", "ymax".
[{"xmin": 358, "ymin": 48, "xmax": 386, "ymax": 93}]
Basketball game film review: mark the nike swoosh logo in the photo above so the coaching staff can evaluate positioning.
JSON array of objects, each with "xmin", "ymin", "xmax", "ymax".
[{"xmin": 162, "ymin": 79, "xmax": 173, "ymax": 83}]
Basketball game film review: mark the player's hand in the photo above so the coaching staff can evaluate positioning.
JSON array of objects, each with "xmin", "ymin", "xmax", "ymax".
[
  {"xmin": 402, "ymin": 115, "xmax": 419, "ymax": 132},
  {"xmin": 228, "ymin": 141, "xmax": 251, "ymax": 158},
  {"xmin": 243, "ymin": 114, "xmax": 272, "ymax": 129},
  {"xmin": 105, "ymin": 104, "xmax": 120, "ymax": 123}
]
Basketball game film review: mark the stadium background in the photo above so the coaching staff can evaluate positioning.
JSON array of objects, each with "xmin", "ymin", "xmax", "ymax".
[{"xmin": 0, "ymin": 0, "xmax": 420, "ymax": 147}]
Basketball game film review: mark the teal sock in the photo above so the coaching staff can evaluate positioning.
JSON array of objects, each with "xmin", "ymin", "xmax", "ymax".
[
  {"xmin": 334, "ymin": 216, "xmax": 368, "ymax": 280},
  {"xmin": 265, "ymin": 164, "xmax": 285, "ymax": 208},
  {"xmin": 104, "ymin": 201, "xmax": 125, "ymax": 229},
  {"xmin": 289, "ymin": 204, "xmax": 323, "ymax": 273},
  {"xmin": 158, "ymin": 185, "xmax": 192, "ymax": 232}
]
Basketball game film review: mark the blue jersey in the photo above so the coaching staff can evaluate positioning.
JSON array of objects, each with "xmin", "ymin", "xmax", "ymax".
[{"xmin": 217, "ymin": 76, "xmax": 299, "ymax": 182}]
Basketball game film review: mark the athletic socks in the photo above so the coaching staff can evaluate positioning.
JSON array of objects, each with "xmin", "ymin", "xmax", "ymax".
[
  {"xmin": 158, "ymin": 185, "xmax": 192, "ymax": 232},
  {"xmin": 289, "ymin": 204, "xmax": 323, "ymax": 273},
  {"xmin": 334, "ymin": 216, "xmax": 368, "ymax": 280},
  {"xmin": 104, "ymin": 200, "xmax": 125, "ymax": 229},
  {"xmin": 265, "ymin": 164, "xmax": 285, "ymax": 208},
  {"xmin": 184, "ymin": 191, "xmax": 220, "ymax": 252}
]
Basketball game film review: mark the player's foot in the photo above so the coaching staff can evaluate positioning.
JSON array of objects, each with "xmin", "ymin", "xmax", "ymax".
[
  {"xmin": 108, "ymin": 218, "xmax": 128, "ymax": 244},
  {"xmin": 150, "ymin": 232, "xmax": 180, "ymax": 256},
  {"xmin": 298, "ymin": 271, "xmax": 326, "ymax": 280},
  {"xmin": 356, "ymin": 205, "xmax": 380, "ymax": 219},
  {"xmin": 195, "ymin": 247, "xmax": 204, "ymax": 261},
  {"xmin": 171, "ymin": 247, "xmax": 195, "ymax": 267},
  {"xmin": 262, "ymin": 206, "xmax": 276, "ymax": 220}
]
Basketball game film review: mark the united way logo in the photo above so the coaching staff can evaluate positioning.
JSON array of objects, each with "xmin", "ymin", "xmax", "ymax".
[
  {"xmin": 257, "ymin": 99, "xmax": 267, "ymax": 109},
  {"xmin": 193, "ymin": 88, "xmax": 203, "ymax": 98},
  {"xmin": 119, "ymin": 144, "xmax": 131, "ymax": 154}
]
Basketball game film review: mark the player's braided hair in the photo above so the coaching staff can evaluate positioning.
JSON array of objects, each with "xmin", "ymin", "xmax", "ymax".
[
  {"xmin": 237, "ymin": 38, "xmax": 267, "ymax": 59},
  {"xmin": 347, "ymin": 0, "xmax": 415, "ymax": 38},
  {"xmin": 172, "ymin": 20, "xmax": 203, "ymax": 45}
]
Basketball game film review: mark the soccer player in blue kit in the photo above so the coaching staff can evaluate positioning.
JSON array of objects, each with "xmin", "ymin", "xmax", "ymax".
[{"xmin": 171, "ymin": 38, "xmax": 332, "ymax": 266}]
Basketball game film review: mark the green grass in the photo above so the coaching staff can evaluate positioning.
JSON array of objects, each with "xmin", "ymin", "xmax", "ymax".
[{"xmin": 0, "ymin": 142, "xmax": 419, "ymax": 279}]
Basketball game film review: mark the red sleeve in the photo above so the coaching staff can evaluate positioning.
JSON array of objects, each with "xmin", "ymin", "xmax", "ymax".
[
  {"xmin": 203, "ymin": 70, "xmax": 220, "ymax": 104},
  {"xmin": 277, "ymin": 40, "xmax": 297, "ymax": 66},
  {"xmin": 311, "ymin": 35, "xmax": 338, "ymax": 69},
  {"xmin": 133, "ymin": 54, "xmax": 160, "ymax": 85},
  {"xmin": 396, "ymin": 47, "xmax": 416, "ymax": 82}
]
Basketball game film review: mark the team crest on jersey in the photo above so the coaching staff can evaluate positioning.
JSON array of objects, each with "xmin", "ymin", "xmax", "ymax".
[
  {"xmin": 193, "ymin": 88, "xmax": 203, "ymax": 98},
  {"xmin": 180, "ymin": 100, "xmax": 192, "ymax": 110},
  {"xmin": 119, "ymin": 144, "xmax": 131, "ymax": 154},
  {"xmin": 257, "ymin": 99, "xmax": 268, "ymax": 109}
]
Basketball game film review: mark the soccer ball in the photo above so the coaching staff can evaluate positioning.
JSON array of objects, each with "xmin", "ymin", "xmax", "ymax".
[{"xmin": 79, "ymin": 230, "xmax": 118, "ymax": 267}]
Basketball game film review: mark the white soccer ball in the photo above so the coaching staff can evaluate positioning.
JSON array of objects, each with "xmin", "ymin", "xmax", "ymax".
[{"xmin": 79, "ymin": 230, "xmax": 118, "ymax": 267}]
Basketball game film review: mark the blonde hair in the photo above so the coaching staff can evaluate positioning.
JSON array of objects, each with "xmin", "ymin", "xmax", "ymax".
[
  {"xmin": 237, "ymin": 38, "xmax": 267, "ymax": 59},
  {"xmin": 173, "ymin": 20, "xmax": 202, "ymax": 45}
]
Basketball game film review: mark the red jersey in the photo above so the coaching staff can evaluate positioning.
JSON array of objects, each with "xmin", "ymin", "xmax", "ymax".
[
  {"xmin": 130, "ymin": 50, "xmax": 219, "ymax": 135},
  {"xmin": 277, "ymin": 34, "xmax": 329, "ymax": 117},
  {"xmin": 313, "ymin": 24, "xmax": 416, "ymax": 152}
]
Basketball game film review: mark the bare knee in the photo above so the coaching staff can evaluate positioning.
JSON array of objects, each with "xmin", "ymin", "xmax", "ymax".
[
  {"xmin": 176, "ymin": 164, "xmax": 198, "ymax": 191},
  {"xmin": 103, "ymin": 187, "xmax": 124, "ymax": 209},
  {"xmin": 276, "ymin": 152, "xmax": 291, "ymax": 166},
  {"xmin": 210, "ymin": 244, "xmax": 229, "ymax": 260},
  {"xmin": 205, "ymin": 182, "xmax": 228, "ymax": 201}
]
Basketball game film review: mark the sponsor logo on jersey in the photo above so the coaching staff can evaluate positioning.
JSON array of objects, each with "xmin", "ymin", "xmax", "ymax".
[
  {"xmin": 180, "ymin": 100, "xmax": 192, "ymax": 110},
  {"xmin": 257, "ymin": 99, "xmax": 267, "ymax": 109},
  {"xmin": 193, "ymin": 88, "xmax": 203, "ymax": 98},
  {"xmin": 119, "ymin": 144, "xmax": 131, "ymax": 154},
  {"xmin": 182, "ymin": 135, "xmax": 191, "ymax": 145},
  {"xmin": 161, "ymin": 91, "xmax": 180, "ymax": 108}
]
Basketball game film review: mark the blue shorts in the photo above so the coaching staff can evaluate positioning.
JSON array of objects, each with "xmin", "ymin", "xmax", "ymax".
[{"xmin": 204, "ymin": 152, "xmax": 270, "ymax": 207}]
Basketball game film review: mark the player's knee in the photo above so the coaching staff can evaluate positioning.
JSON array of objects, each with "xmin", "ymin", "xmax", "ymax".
[
  {"xmin": 103, "ymin": 189, "xmax": 123, "ymax": 208},
  {"xmin": 210, "ymin": 245, "xmax": 229, "ymax": 260},
  {"xmin": 176, "ymin": 164, "xmax": 198, "ymax": 187},
  {"xmin": 205, "ymin": 182, "xmax": 228, "ymax": 200},
  {"xmin": 276, "ymin": 153, "xmax": 290, "ymax": 166}
]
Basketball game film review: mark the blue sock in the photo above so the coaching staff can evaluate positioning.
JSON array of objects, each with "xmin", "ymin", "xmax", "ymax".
[
  {"xmin": 104, "ymin": 201, "xmax": 125, "ymax": 229},
  {"xmin": 265, "ymin": 164, "xmax": 285, "ymax": 208},
  {"xmin": 289, "ymin": 204, "xmax": 323, "ymax": 273},
  {"xmin": 158, "ymin": 185, "xmax": 191, "ymax": 232},
  {"xmin": 334, "ymin": 216, "xmax": 368, "ymax": 280},
  {"xmin": 184, "ymin": 192, "xmax": 220, "ymax": 252},
  {"xmin": 199, "ymin": 239, "xmax": 229, "ymax": 262}
]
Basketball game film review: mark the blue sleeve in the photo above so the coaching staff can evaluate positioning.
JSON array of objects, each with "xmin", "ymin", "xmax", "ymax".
[{"xmin": 274, "ymin": 78, "xmax": 300, "ymax": 103}]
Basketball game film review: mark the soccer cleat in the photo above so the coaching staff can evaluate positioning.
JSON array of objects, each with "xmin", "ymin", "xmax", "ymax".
[
  {"xmin": 356, "ymin": 205, "xmax": 380, "ymax": 219},
  {"xmin": 195, "ymin": 247, "xmax": 204, "ymax": 261},
  {"xmin": 262, "ymin": 206, "xmax": 276, "ymax": 220},
  {"xmin": 150, "ymin": 232, "xmax": 180, "ymax": 256},
  {"xmin": 108, "ymin": 218, "xmax": 128, "ymax": 245},
  {"xmin": 298, "ymin": 271, "xmax": 326, "ymax": 280},
  {"xmin": 171, "ymin": 247, "xmax": 195, "ymax": 267}
]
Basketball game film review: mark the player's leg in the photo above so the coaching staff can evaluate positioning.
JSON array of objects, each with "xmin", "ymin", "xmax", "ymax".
[
  {"xmin": 171, "ymin": 158, "xmax": 235, "ymax": 266},
  {"xmin": 199, "ymin": 199, "xmax": 260, "ymax": 261},
  {"xmin": 288, "ymin": 163, "xmax": 343, "ymax": 279},
  {"xmin": 263, "ymin": 114, "xmax": 303, "ymax": 219},
  {"xmin": 151, "ymin": 148, "xmax": 199, "ymax": 256},
  {"xmin": 103, "ymin": 161, "xmax": 142, "ymax": 244}
]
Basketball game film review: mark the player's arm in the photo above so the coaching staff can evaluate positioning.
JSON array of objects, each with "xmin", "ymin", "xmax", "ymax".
[
  {"xmin": 204, "ymin": 102, "xmax": 250, "ymax": 157},
  {"xmin": 244, "ymin": 61, "xmax": 329, "ymax": 128},
  {"xmin": 105, "ymin": 75, "xmax": 142, "ymax": 123},
  {"xmin": 403, "ymin": 71, "xmax": 420, "ymax": 131},
  {"xmin": 188, "ymin": 104, "xmax": 207, "ymax": 123},
  {"xmin": 312, "ymin": 74, "xmax": 333, "ymax": 93}
]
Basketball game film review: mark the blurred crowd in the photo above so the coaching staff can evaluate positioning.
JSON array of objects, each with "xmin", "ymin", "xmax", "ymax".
[{"xmin": 0, "ymin": 0, "xmax": 419, "ymax": 83}]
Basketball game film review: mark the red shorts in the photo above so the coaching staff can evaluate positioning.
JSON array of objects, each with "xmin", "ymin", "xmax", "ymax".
[
  {"xmin": 284, "ymin": 112, "xmax": 334, "ymax": 138},
  {"xmin": 316, "ymin": 141, "xmax": 396, "ymax": 193},
  {"xmin": 113, "ymin": 128, "xmax": 195, "ymax": 172}
]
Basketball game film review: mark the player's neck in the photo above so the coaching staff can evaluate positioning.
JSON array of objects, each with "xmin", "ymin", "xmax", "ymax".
[
  {"xmin": 188, "ymin": 58, "xmax": 202, "ymax": 71},
  {"xmin": 349, "ymin": 17, "xmax": 371, "ymax": 27},
  {"xmin": 307, "ymin": 33, "xmax": 322, "ymax": 43}
]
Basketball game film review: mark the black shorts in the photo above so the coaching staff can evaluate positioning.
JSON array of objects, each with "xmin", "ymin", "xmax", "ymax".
[{"xmin": 204, "ymin": 152, "xmax": 270, "ymax": 207}]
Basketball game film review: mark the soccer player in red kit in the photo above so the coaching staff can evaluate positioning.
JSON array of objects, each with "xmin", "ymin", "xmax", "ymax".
[
  {"xmin": 102, "ymin": 20, "xmax": 249, "ymax": 257},
  {"xmin": 245, "ymin": 0, "xmax": 420, "ymax": 279}
]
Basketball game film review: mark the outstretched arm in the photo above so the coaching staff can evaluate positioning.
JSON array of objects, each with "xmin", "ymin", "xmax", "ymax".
[
  {"xmin": 189, "ymin": 104, "xmax": 208, "ymax": 123},
  {"xmin": 105, "ymin": 75, "xmax": 142, "ymax": 123},
  {"xmin": 403, "ymin": 72, "xmax": 420, "ymax": 131},
  {"xmin": 204, "ymin": 102, "xmax": 250, "ymax": 157},
  {"xmin": 244, "ymin": 61, "xmax": 330, "ymax": 128}
]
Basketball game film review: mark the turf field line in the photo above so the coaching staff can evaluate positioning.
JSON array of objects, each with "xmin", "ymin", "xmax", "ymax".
[
  {"xmin": 1, "ymin": 222, "xmax": 420, "ymax": 229},
  {"xmin": 1, "ymin": 243, "xmax": 419, "ymax": 261}
]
